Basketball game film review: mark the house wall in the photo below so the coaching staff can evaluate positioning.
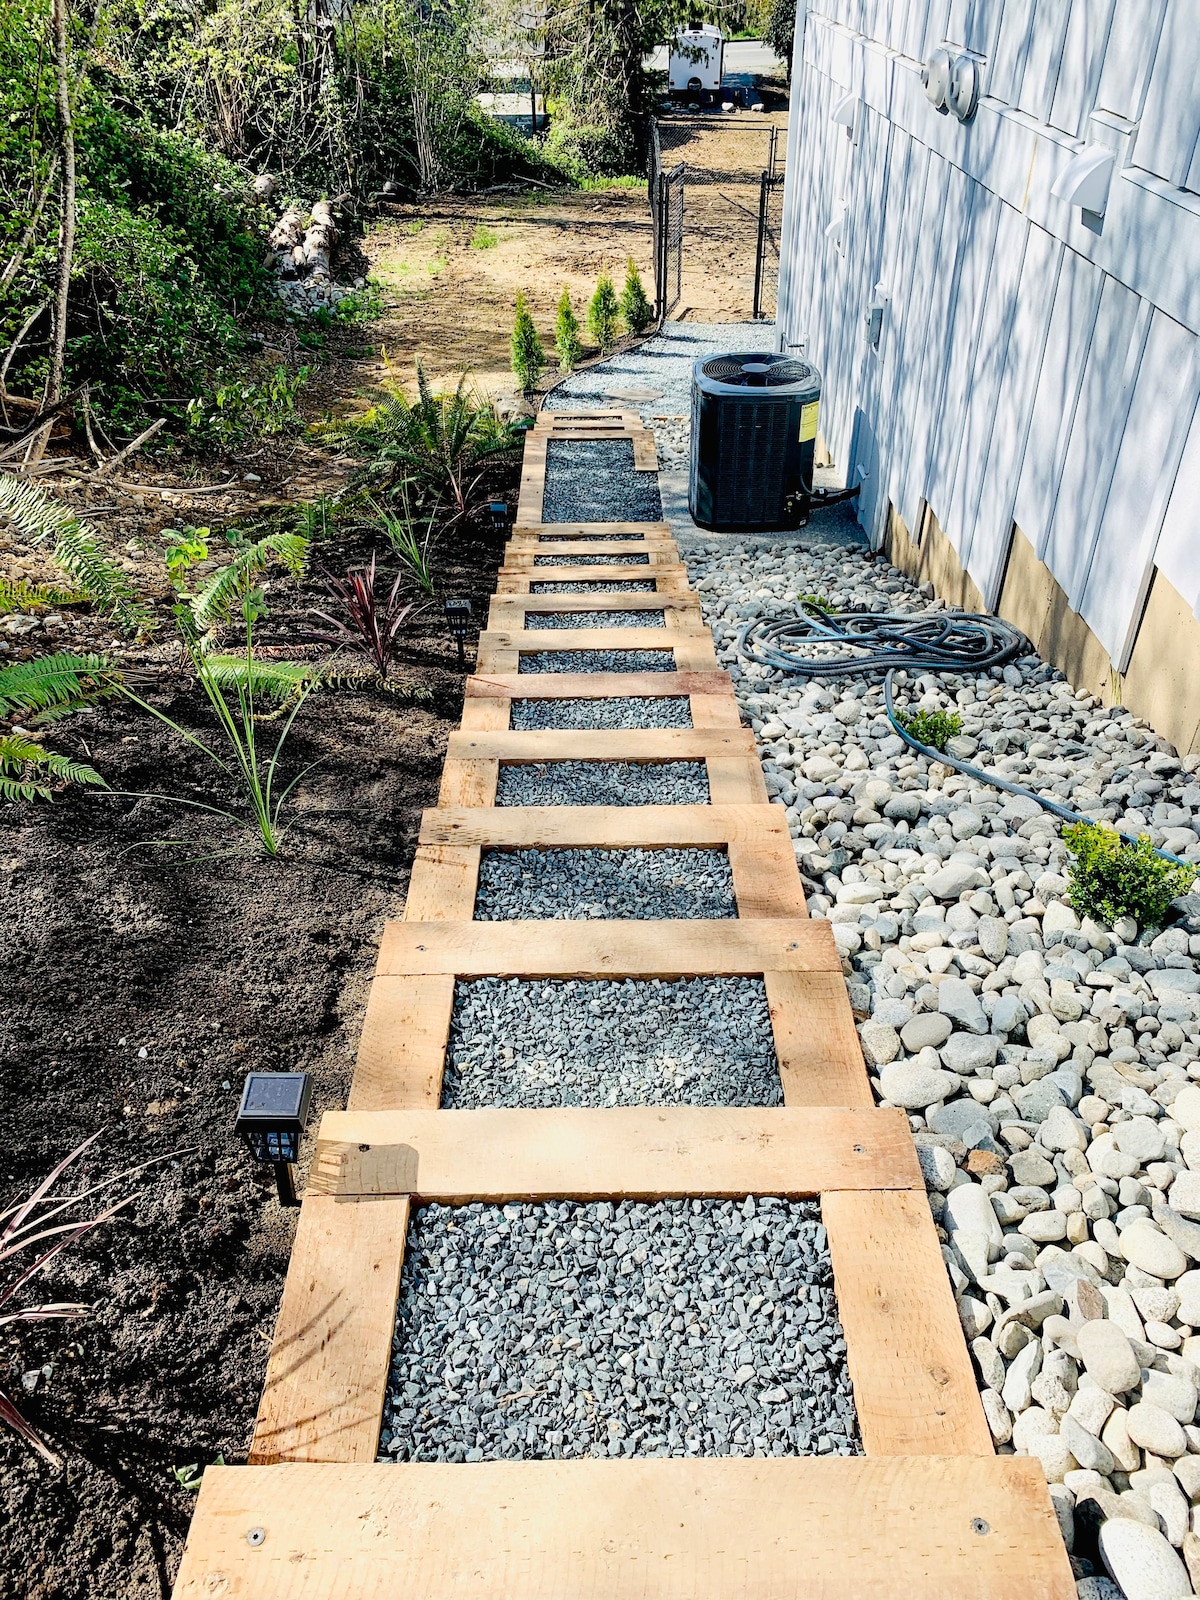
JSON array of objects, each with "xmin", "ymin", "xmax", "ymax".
[{"xmin": 774, "ymin": 0, "xmax": 1200, "ymax": 752}]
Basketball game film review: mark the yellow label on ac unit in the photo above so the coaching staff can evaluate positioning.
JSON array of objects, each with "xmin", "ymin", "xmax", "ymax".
[{"xmin": 799, "ymin": 400, "xmax": 819, "ymax": 442}]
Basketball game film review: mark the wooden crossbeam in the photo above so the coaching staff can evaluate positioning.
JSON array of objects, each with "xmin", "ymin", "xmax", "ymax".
[
  {"xmin": 498, "ymin": 567, "xmax": 691, "ymax": 593},
  {"xmin": 173, "ymin": 1458, "xmax": 1075, "ymax": 1599},
  {"xmin": 309, "ymin": 1105, "xmax": 923, "ymax": 1199},
  {"xmin": 476, "ymin": 630, "xmax": 719, "ymax": 672},
  {"xmin": 418, "ymin": 802, "xmax": 789, "ymax": 849},
  {"xmin": 488, "ymin": 591, "xmax": 702, "ymax": 617},
  {"xmin": 465, "ymin": 670, "xmax": 732, "ymax": 700},
  {"xmin": 446, "ymin": 727, "xmax": 754, "ymax": 761}
]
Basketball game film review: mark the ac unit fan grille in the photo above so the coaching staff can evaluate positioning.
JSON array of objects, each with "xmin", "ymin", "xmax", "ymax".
[{"xmin": 701, "ymin": 355, "xmax": 815, "ymax": 387}]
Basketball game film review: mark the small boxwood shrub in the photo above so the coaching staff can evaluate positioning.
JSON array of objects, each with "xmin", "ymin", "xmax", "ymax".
[
  {"xmin": 895, "ymin": 707, "xmax": 963, "ymax": 752},
  {"xmin": 1064, "ymin": 822, "xmax": 1194, "ymax": 929}
]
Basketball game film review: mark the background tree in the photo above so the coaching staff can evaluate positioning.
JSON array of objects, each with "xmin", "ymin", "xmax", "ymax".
[
  {"xmin": 619, "ymin": 257, "xmax": 653, "ymax": 334},
  {"xmin": 587, "ymin": 274, "xmax": 621, "ymax": 354},
  {"xmin": 511, "ymin": 291, "xmax": 545, "ymax": 393},
  {"xmin": 555, "ymin": 288, "xmax": 582, "ymax": 373}
]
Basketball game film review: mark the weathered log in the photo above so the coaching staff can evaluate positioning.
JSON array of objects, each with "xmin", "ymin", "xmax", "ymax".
[
  {"xmin": 254, "ymin": 174, "xmax": 277, "ymax": 202},
  {"xmin": 267, "ymin": 207, "xmax": 305, "ymax": 252},
  {"xmin": 302, "ymin": 201, "xmax": 338, "ymax": 278}
]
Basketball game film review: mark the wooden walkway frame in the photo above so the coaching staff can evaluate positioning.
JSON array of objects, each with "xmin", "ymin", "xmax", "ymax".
[{"xmin": 171, "ymin": 415, "xmax": 1075, "ymax": 1600}]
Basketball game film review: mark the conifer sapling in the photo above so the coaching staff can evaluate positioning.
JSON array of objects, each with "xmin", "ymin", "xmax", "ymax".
[
  {"xmin": 555, "ymin": 288, "xmax": 583, "ymax": 373},
  {"xmin": 587, "ymin": 274, "xmax": 621, "ymax": 354},
  {"xmin": 511, "ymin": 292, "xmax": 545, "ymax": 393},
  {"xmin": 619, "ymin": 257, "xmax": 653, "ymax": 334}
]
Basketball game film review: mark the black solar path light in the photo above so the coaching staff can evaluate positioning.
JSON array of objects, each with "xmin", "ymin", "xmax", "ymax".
[
  {"xmin": 235, "ymin": 1072, "xmax": 312, "ymax": 1207},
  {"xmin": 444, "ymin": 596, "xmax": 472, "ymax": 666},
  {"xmin": 487, "ymin": 501, "xmax": 510, "ymax": 533}
]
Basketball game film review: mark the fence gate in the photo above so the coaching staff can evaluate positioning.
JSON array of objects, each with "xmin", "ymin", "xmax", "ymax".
[
  {"xmin": 654, "ymin": 163, "xmax": 685, "ymax": 321},
  {"xmin": 753, "ymin": 167, "xmax": 786, "ymax": 321}
]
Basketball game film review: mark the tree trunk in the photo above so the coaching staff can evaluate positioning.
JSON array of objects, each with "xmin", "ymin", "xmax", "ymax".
[{"xmin": 47, "ymin": 0, "xmax": 77, "ymax": 408}]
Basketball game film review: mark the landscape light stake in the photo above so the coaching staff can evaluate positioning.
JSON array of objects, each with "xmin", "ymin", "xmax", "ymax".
[
  {"xmin": 444, "ymin": 596, "xmax": 472, "ymax": 666},
  {"xmin": 488, "ymin": 501, "xmax": 510, "ymax": 535},
  {"xmin": 234, "ymin": 1072, "xmax": 312, "ymax": 1207}
]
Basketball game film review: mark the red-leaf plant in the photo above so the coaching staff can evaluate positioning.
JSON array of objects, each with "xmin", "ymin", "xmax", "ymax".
[
  {"xmin": 308, "ymin": 554, "xmax": 422, "ymax": 678},
  {"xmin": 1, "ymin": 1132, "xmax": 169, "ymax": 1465}
]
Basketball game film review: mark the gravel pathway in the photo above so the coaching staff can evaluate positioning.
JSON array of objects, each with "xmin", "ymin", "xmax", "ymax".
[
  {"xmin": 542, "ymin": 440, "xmax": 663, "ymax": 524},
  {"xmin": 534, "ymin": 553, "xmax": 650, "ymax": 566},
  {"xmin": 475, "ymin": 848, "xmax": 735, "ymax": 921},
  {"xmin": 442, "ymin": 976, "xmax": 782, "ymax": 1109},
  {"xmin": 380, "ymin": 1198, "xmax": 856, "ymax": 1464},
  {"xmin": 511, "ymin": 698, "xmax": 692, "ymax": 731},
  {"xmin": 496, "ymin": 761, "xmax": 709, "ymax": 807},
  {"xmin": 685, "ymin": 536, "xmax": 1200, "ymax": 1569},
  {"xmin": 518, "ymin": 649, "xmax": 675, "ymax": 674},
  {"xmin": 544, "ymin": 323, "xmax": 767, "ymax": 425},
  {"xmin": 527, "ymin": 609, "xmax": 667, "ymax": 630},
  {"xmin": 530, "ymin": 580, "xmax": 659, "ymax": 594}
]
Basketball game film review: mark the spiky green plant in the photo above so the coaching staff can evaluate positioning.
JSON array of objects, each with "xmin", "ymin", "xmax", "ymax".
[
  {"xmin": 587, "ymin": 275, "xmax": 621, "ymax": 353},
  {"xmin": 511, "ymin": 292, "xmax": 545, "ymax": 394},
  {"xmin": 0, "ymin": 578, "xmax": 88, "ymax": 615},
  {"xmin": 0, "ymin": 652, "xmax": 119, "ymax": 726},
  {"xmin": 373, "ymin": 492, "xmax": 437, "ymax": 596},
  {"xmin": 0, "ymin": 734, "xmax": 105, "ymax": 801},
  {"xmin": 619, "ymin": 258, "xmax": 653, "ymax": 334},
  {"xmin": 0, "ymin": 475, "xmax": 153, "ymax": 638},
  {"xmin": 555, "ymin": 288, "xmax": 583, "ymax": 374},
  {"xmin": 326, "ymin": 362, "xmax": 519, "ymax": 518}
]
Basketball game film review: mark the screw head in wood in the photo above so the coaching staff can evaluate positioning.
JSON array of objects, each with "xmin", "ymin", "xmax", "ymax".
[
  {"xmin": 971, "ymin": 1518, "xmax": 989, "ymax": 1537},
  {"xmin": 246, "ymin": 1526, "xmax": 266, "ymax": 1547}
]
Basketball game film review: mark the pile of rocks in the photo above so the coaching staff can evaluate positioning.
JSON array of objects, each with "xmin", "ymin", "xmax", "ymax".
[
  {"xmin": 495, "ymin": 759, "xmax": 709, "ymax": 808},
  {"xmin": 475, "ymin": 846, "xmax": 735, "ymax": 921},
  {"xmin": 541, "ymin": 441, "xmax": 663, "ymax": 525},
  {"xmin": 510, "ymin": 696, "xmax": 692, "ymax": 731},
  {"xmin": 527, "ymin": 609, "xmax": 666, "ymax": 630},
  {"xmin": 517, "ymin": 649, "xmax": 675, "ymax": 674},
  {"xmin": 683, "ymin": 539, "xmax": 1200, "ymax": 1596},
  {"xmin": 379, "ymin": 1197, "xmax": 858, "ymax": 1462},
  {"xmin": 442, "ymin": 976, "xmax": 782, "ymax": 1108}
]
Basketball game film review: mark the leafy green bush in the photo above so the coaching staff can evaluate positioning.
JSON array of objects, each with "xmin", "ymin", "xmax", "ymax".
[
  {"xmin": 619, "ymin": 257, "xmax": 653, "ymax": 334},
  {"xmin": 1064, "ymin": 822, "xmax": 1194, "ymax": 929},
  {"xmin": 555, "ymin": 289, "xmax": 582, "ymax": 373},
  {"xmin": 511, "ymin": 293, "xmax": 545, "ymax": 393},
  {"xmin": 587, "ymin": 275, "xmax": 621, "ymax": 353},
  {"xmin": 541, "ymin": 117, "xmax": 636, "ymax": 180},
  {"xmin": 186, "ymin": 367, "xmax": 309, "ymax": 452},
  {"xmin": 895, "ymin": 707, "xmax": 963, "ymax": 752}
]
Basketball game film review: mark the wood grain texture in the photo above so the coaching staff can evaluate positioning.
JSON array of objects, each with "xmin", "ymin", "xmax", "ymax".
[
  {"xmin": 768, "ymin": 971, "xmax": 874, "ymax": 1108},
  {"xmin": 487, "ymin": 592, "xmax": 701, "ymax": 618},
  {"xmin": 479, "ymin": 628, "xmax": 684, "ymax": 654},
  {"xmin": 823, "ymin": 1189, "xmax": 995, "ymax": 1457},
  {"xmin": 706, "ymin": 755, "xmax": 770, "ymax": 802},
  {"xmin": 173, "ymin": 1457, "xmax": 1075, "ymax": 1600},
  {"xmin": 504, "ymin": 541, "xmax": 678, "ymax": 561},
  {"xmin": 727, "ymin": 838, "xmax": 807, "ymax": 918},
  {"xmin": 376, "ymin": 918, "xmax": 841, "ymax": 978},
  {"xmin": 689, "ymin": 691, "xmax": 747, "ymax": 729},
  {"xmin": 465, "ymin": 670, "xmax": 732, "ymax": 701},
  {"xmin": 350, "ymin": 973, "xmax": 454, "ymax": 1110},
  {"xmin": 248, "ymin": 1195, "xmax": 408, "ymax": 1464},
  {"xmin": 511, "ymin": 522, "xmax": 672, "ymax": 538},
  {"xmin": 419, "ymin": 803, "xmax": 791, "ymax": 849},
  {"xmin": 447, "ymin": 727, "xmax": 755, "ymax": 762},
  {"xmin": 309, "ymin": 1105, "xmax": 922, "ymax": 1200},
  {"xmin": 402, "ymin": 845, "xmax": 479, "ymax": 921},
  {"xmin": 437, "ymin": 758, "xmax": 498, "ymax": 807},
  {"xmin": 498, "ymin": 566, "xmax": 690, "ymax": 591}
]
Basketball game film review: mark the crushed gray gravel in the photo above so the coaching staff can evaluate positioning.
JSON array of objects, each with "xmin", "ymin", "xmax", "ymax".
[
  {"xmin": 496, "ymin": 760, "xmax": 709, "ymax": 807},
  {"xmin": 442, "ymin": 976, "xmax": 781, "ymax": 1109},
  {"xmin": 542, "ymin": 439, "xmax": 663, "ymax": 524},
  {"xmin": 511, "ymin": 697, "xmax": 692, "ymax": 731},
  {"xmin": 379, "ymin": 1196, "xmax": 858, "ymax": 1462},
  {"xmin": 518, "ymin": 649, "xmax": 674, "ymax": 674},
  {"xmin": 527, "ymin": 609, "xmax": 666, "ymax": 630},
  {"xmin": 475, "ymin": 848, "xmax": 735, "ymax": 921},
  {"xmin": 534, "ymin": 553, "xmax": 650, "ymax": 565},
  {"xmin": 544, "ymin": 323, "xmax": 767, "ymax": 424},
  {"xmin": 530, "ymin": 580, "xmax": 659, "ymax": 594}
]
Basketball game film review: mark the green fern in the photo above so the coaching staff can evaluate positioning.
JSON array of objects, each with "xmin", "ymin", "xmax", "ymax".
[
  {"xmin": 203, "ymin": 655, "xmax": 321, "ymax": 704},
  {"xmin": 0, "ymin": 733, "xmax": 106, "ymax": 801},
  {"xmin": 52, "ymin": 525, "xmax": 155, "ymax": 638},
  {"xmin": 0, "ymin": 652, "xmax": 119, "ymax": 723},
  {"xmin": 0, "ymin": 474, "xmax": 152, "ymax": 638},
  {"xmin": 190, "ymin": 533, "xmax": 310, "ymax": 631},
  {"xmin": 0, "ymin": 577, "xmax": 89, "ymax": 615}
]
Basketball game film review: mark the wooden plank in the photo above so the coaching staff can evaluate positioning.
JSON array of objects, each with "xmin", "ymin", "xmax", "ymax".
[
  {"xmin": 350, "ymin": 974, "xmax": 453, "ymax": 1110},
  {"xmin": 727, "ymin": 839, "xmax": 807, "ymax": 918},
  {"xmin": 498, "ymin": 568, "xmax": 691, "ymax": 592},
  {"xmin": 173, "ymin": 1457, "xmax": 1076, "ymax": 1600},
  {"xmin": 823, "ymin": 1189, "xmax": 995, "ymax": 1458},
  {"xmin": 767, "ymin": 971, "xmax": 874, "ymax": 1108},
  {"xmin": 706, "ymin": 756, "xmax": 770, "ymax": 803},
  {"xmin": 691, "ymin": 692, "xmax": 746, "ymax": 730},
  {"xmin": 465, "ymin": 670, "xmax": 733, "ymax": 701},
  {"xmin": 375, "ymin": 918, "xmax": 841, "ymax": 978},
  {"xmin": 419, "ymin": 803, "xmax": 791, "ymax": 849},
  {"xmin": 437, "ymin": 758, "xmax": 498, "ymax": 808},
  {"xmin": 511, "ymin": 522, "xmax": 673, "ymax": 538},
  {"xmin": 247, "ymin": 1194, "xmax": 408, "ymax": 1465},
  {"xmin": 504, "ymin": 541, "xmax": 678, "ymax": 560},
  {"xmin": 447, "ymin": 727, "xmax": 755, "ymax": 762},
  {"xmin": 402, "ymin": 845, "xmax": 478, "ymax": 921},
  {"xmin": 488, "ymin": 592, "xmax": 701, "ymax": 616},
  {"xmin": 309, "ymin": 1106, "xmax": 923, "ymax": 1200},
  {"xmin": 479, "ymin": 629, "xmax": 688, "ymax": 653}
]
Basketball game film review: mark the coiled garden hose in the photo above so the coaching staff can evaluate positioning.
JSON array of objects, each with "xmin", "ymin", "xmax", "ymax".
[{"xmin": 736, "ymin": 603, "xmax": 1194, "ymax": 872}]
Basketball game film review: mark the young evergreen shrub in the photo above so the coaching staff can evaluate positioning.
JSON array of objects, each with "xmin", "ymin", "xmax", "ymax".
[
  {"xmin": 894, "ymin": 707, "xmax": 963, "ymax": 752},
  {"xmin": 555, "ymin": 289, "xmax": 583, "ymax": 373},
  {"xmin": 587, "ymin": 275, "xmax": 621, "ymax": 354},
  {"xmin": 1064, "ymin": 822, "xmax": 1194, "ymax": 929},
  {"xmin": 619, "ymin": 257, "xmax": 654, "ymax": 334},
  {"xmin": 511, "ymin": 292, "xmax": 545, "ymax": 393}
]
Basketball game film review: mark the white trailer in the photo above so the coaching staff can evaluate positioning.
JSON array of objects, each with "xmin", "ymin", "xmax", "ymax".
[{"xmin": 668, "ymin": 24, "xmax": 724, "ymax": 93}]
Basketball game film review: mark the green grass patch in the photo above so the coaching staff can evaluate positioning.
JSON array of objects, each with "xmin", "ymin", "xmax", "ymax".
[
  {"xmin": 578, "ymin": 174, "xmax": 645, "ymax": 191},
  {"xmin": 469, "ymin": 224, "xmax": 499, "ymax": 249}
]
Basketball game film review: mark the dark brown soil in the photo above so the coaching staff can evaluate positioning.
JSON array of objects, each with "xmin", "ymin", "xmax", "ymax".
[{"xmin": 0, "ymin": 490, "xmax": 514, "ymax": 1598}]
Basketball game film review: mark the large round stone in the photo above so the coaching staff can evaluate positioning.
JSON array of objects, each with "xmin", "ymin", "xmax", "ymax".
[
  {"xmin": 878, "ymin": 1059, "xmax": 954, "ymax": 1110},
  {"xmin": 899, "ymin": 1012, "xmax": 953, "ymax": 1051},
  {"xmin": 1076, "ymin": 1319, "xmax": 1140, "ymax": 1394},
  {"xmin": 1121, "ymin": 1222, "xmax": 1189, "ymax": 1280},
  {"xmin": 1099, "ymin": 1518, "xmax": 1192, "ymax": 1600},
  {"xmin": 1125, "ymin": 1400, "xmax": 1188, "ymax": 1458}
]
